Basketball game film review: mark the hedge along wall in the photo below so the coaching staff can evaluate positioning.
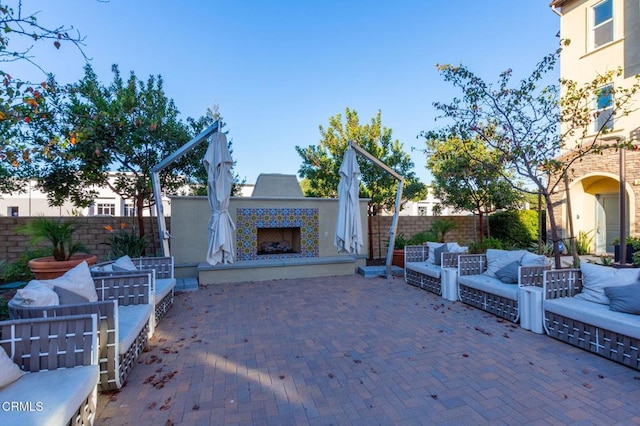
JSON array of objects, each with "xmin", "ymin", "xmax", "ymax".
[
  {"xmin": 368, "ymin": 215, "xmax": 482, "ymax": 259},
  {"xmin": 0, "ymin": 217, "xmax": 169, "ymax": 264}
]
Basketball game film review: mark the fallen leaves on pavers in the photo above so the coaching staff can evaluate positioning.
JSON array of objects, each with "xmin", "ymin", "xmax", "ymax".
[
  {"xmin": 328, "ymin": 373, "xmax": 334, "ymax": 379},
  {"xmin": 102, "ymin": 389, "xmax": 120, "ymax": 401},
  {"xmin": 353, "ymin": 359, "xmax": 362, "ymax": 364},
  {"xmin": 148, "ymin": 402, "xmax": 157, "ymax": 409},
  {"xmin": 145, "ymin": 354, "xmax": 163, "ymax": 365},
  {"xmin": 192, "ymin": 404, "xmax": 200, "ymax": 410},
  {"xmin": 159, "ymin": 397, "xmax": 172, "ymax": 410},
  {"xmin": 503, "ymin": 333, "xmax": 510, "ymax": 338},
  {"xmin": 144, "ymin": 371, "xmax": 179, "ymax": 389},
  {"xmin": 474, "ymin": 326, "xmax": 493, "ymax": 336},
  {"xmin": 584, "ymin": 383, "xmax": 592, "ymax": 389},
  {"xmin": 430, "ymin": 394, "xmax": 438, "ymax": 400}
]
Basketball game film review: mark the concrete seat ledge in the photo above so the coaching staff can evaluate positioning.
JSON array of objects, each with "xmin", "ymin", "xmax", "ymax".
[{"xmin": 197, "ymin": 255, "xmax": 357, "ymax": 271}]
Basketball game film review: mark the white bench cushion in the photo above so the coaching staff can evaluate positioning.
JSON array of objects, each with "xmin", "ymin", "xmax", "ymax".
[
  {"xmin": 405, "ymin": 262, "xmax": 442, "ymax": 279},
  {"xmin": 458, "ymin": 275, "xmax": 519, "ymax": 300},
  {"xmin": 545, "ymin": 297, "xmax": 640, "ymax": 340},
  {"xmin": 118, "ymin": 304, "xmax": 152, "ymax": 355},
  {"xmin": 155, "ymin": 278, "xmax": 176, "ymax": 300},
  {"xmin": 0, "ymin": 365, "xmax": 98, "ymax": 426}
]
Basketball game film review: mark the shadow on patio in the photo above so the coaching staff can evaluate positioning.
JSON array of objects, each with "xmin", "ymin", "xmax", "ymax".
[{"xmin": 96, "ymin": 273, "xmax": 640, "ymax": 425}]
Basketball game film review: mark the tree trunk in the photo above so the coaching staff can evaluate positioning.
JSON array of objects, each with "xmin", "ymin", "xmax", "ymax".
[
  {"xmin": 545, "ymin": 193, "xmax": 562, "ymax": 269},
  {"xmin": 136, "ymin": 195, "xmax": 146, "ymax": 256}
]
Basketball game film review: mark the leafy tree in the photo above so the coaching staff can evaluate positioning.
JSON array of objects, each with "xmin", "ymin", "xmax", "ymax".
[
  {"xmin": 34, "ymin": 64, "xmax": 192, "ymax": 239},
  {"xmin": 423, "ymin": 135, "xmax": 522, "ymax": 239},
  {"xmin": 1, "ymin": 1, "xmax": 86, "ymax": 192},
  {"xmin": 296, "ymin": 108, "xmax": 427, "ymax": 214},
  {"xmin": 0, "ymin": 1, "xmax": 85, "ymax": 68},
  {"xmin": 427, "ymin": 45, "xmax": 640, "ymax": 267}
]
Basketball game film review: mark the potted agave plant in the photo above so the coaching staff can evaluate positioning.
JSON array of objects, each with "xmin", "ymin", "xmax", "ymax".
[{"xmin": 17, "ymin": 217, "xmax": 97, "ymax": 279}]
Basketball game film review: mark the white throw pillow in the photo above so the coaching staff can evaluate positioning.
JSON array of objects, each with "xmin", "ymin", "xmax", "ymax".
[
  {"xmin": 12, "ymin": 281, "xmax": 60, "ymax": 306},
  {"xmin": 112, "ymin": 255, "xmax": 138, "ymax": 272},
  {"xmin": 37, "ymin": 261, "xmax": 98, "ymax": 302},
  {"xmin": 521, "ymin": 251, "xmax": 549, "ymax": 267},
  {"xmin": 426, "ymin": 242, "xmax": 447, "ymax": 265},
  {"xmin": 91, "ymin": 264, "xmax": 114, "ymax": 273},
  {"xmin": 449, "ymin": 243, "xmax": 468, "ymax": 253},
  {"xmin": 0, "ymin": 347, "xmax": 25, "ymax": 389},
  {"xmin": 576, "ymin": 262, "xmax": 640, "ymax": 305},
  {"xmin": 484, "ymin": 249, "xmax": 526, "ymax": 278}
]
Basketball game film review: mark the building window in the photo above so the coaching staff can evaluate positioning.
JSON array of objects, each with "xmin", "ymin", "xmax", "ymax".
[
  {"xmin": 124, "ymin": 203, "xmax": 136, "ymax": 217},
  {"xmin": 592, "ymin": 0, "xmax": 613, "ymax": 49},
  {"xmin": 96, "ymin": 203, "xmax": 116, "ymax": 216},
  {"xmin": 8, "ymin": 206, "xmax": 18, "ymax": 217},
  {"xmin": 594, "ymin": 84, "xmax": 614, "ymax": 132}
]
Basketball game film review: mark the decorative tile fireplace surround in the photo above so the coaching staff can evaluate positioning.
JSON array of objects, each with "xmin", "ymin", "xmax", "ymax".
[{"xmin": 236, "ymin": 207, "xmax": 319, "ymax": 261}]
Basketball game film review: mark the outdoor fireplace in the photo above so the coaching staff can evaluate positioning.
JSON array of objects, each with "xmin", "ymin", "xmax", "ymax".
[
  {"xmin": 236, "ymin": 207, "xmax": 319, "ymax": 260},
  {"xmin": 257, "ymin": 227, "xmax": 301, "ymax": 255}
]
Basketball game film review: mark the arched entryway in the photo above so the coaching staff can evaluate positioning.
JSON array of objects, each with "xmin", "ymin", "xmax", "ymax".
[{"xmin": 568, "ymin": 173, "xmax": 635, "ymax": 255}]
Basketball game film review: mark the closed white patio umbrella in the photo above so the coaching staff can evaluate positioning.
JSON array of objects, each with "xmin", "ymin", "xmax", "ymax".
[
  {"xmin": 203, "ymin": 131, "xmax": 236, "ymax": 265},
  {"xmin": 334, "ymin": 146, "xmax": 363, "ymax": 254}
]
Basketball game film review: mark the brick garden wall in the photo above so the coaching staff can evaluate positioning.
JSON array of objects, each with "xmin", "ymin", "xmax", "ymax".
[
  {"xmin": 0, "ymin": 215, "xmax": 479, "ymax": 264},
  {"xmin": 368, "ymin": 215, "xmax": 481, "ymax": 259},
  {"xmin": 0, "ymin": 217, "xmax": 169, "ymax": 264}
]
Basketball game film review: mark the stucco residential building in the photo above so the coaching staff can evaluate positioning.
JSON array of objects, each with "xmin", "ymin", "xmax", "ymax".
[
  {"xmin": 0, "ymin": 174, "xmax": 173, "ymax": 217},
  {"xmin": 550, "ymin": 0, "xmax": 640, "ymax": 254}
]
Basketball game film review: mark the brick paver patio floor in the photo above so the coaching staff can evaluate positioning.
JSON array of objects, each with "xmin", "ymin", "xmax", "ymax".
[{"xmin": 95, "ymin": 274, "xmax": 640, "ymax": 425}]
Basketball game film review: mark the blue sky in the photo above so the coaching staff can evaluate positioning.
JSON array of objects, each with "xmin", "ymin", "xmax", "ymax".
[{"xmin": 7, "ymin": 1, "xmax": 560, "ymax": 185}]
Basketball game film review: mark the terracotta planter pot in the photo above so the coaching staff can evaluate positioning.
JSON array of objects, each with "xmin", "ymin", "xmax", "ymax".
[
  {"xmin": 28, "ymin": 253, "xmax": 97, "ymax": 280},
  {"xmin": 392, "ymin": 249, "xmax": 405, "ymax": 268}
]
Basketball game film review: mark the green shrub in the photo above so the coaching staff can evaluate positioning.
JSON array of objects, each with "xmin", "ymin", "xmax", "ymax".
[
  {"xmin": 575, "ymin": 230, "xmax": 595, "ymax": 255},
  {"xmin": 430, "ymin": 218, "xmax": 456, "ymax": 242},
  {"xmin": 489, "ymin": 210, "xmax": 538, "ymax": 248},
  {"xmin": 528, "ymin": 241, "xmax": 554, "ymax": 256},
  {"xmin": 0, "ymin": 247, "xmax": 51, "ymax": 283},
  {"xmin": 468, "ymin": 237, "xmax": 503, "ymax": 254},
  {"xmin": 407, "ymin": 230, "xmax": 438, "ymax": 245},
  {"xmin": 393, "ymin": 234, "xmax": 409, "ymax": 250}
]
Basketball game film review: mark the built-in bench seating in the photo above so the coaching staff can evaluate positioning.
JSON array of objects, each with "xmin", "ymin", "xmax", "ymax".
[
  {"xmin": 404, "ymin": 243, "xmax": 466, "ymax": 296},
  {"xmin": 543, "ymin": 263, "xmax": 640, "ymax": 370},
  {"xmin": 0, "ymin": 314, "xmax": 99, "ymax": 425},
  {"xmin": 92, "ymin": 256, "xmax": 175, "ymax": 325},
  {"xmin": 457, "ymin": 250, "xmax": 550, "ymax": 322},
  {"xmin": 9, "ymin": 262, "xmax": 153, "ymax": 391}
]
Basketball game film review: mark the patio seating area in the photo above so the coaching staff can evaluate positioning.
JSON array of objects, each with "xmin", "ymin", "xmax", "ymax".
[{"xmin": 95, "ymin": 273, "xmax": 640, "ymax": 425}]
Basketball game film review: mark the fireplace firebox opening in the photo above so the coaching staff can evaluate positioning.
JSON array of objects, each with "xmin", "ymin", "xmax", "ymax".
[{"xmin": 257, "ymin": 227, "xmax": 301, "ymax": 255}]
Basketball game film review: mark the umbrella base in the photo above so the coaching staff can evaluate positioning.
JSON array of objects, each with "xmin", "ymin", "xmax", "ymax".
[{"xmin": 357, "ymin": 265, "xmax": 404, "ymax": 278}]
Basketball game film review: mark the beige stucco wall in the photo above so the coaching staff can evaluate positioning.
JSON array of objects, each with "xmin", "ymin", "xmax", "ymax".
[
  {"xmin": 558, "ymin": 0, "xmax": 638, "ymax": 145},
  {"xmin": 170, "ymin": 196, "xmax": 369, "ymax": 266}
]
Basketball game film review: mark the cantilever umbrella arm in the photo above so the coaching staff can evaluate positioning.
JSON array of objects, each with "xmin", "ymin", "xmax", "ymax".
[
  {"xmin": 151, "ymin": 120, "xmax": 222, "ymax": 257},
  {"xmin": 348, "ymin": 141, "xmax": 404, "ymax": 279}
]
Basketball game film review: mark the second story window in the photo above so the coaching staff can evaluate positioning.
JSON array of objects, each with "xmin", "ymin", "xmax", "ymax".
[
  {"xmin": 593, "ymin": 0, "xmax": 613, "ymax": 49},
  {"xmin": 594, "ymin": 84, "xmax": 614, "ymax": 133}
]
